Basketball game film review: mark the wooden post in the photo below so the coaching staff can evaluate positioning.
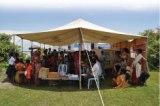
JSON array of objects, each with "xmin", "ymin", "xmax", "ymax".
[{"xmin": 78, "ymin": 28, "xmax": 83, "ymax": 89}]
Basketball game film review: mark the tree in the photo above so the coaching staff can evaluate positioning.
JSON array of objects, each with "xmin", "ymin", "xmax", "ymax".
[
  {"xmin": 0, "ymin": 33, "xmax": 21, "ymax": 62},
  {"xmin": 141, "ymin": 28, "xmax": 159, "ymax": 69}
]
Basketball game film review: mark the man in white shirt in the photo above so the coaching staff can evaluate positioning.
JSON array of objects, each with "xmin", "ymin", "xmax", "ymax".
[
  {"xmin": 6, "ymin": 52, "xmax": 16, "ymax": 82},
  {"xmin": 133, "ymin": 49, "xmax": 147, "ymax": 78},
  {"xmin": 9, "ymin": 56, "xmax": 15, "ymax": 65},
  {"xmin": 91, "ymin": 59, "xmax": 102, "ymax": 78}
]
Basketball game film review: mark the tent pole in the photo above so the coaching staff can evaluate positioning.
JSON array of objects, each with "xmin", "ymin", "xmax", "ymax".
[
  {"xmin": 31, "ymin": 41, "xmax": 33, "ymax": 48},
  {"xmin": 13, "ymin": 34, "xmax": 15, "ymax": 46},
  {"xmin": 40, "ymin": 43, "xmax": 42, "ymax": 48},
  {"xmin": 21, "ymin": 38, "xmax": 23, "ymax": 53},
  {"xmin": 44, "ymin": 44, "xmax": 45, "ymax": 49},
  {"xmin": 39, "ymin": 43, "xmax": 41, "ymax": 48},
  {"xmin": 12, "ymin": 34, "xmax": 16, "ymax": 51},
  {"xmin": 30, "ymin": 41, "xmax": 33, "ymax": 59},
  {"xmin": 78, "ymin": 28, "xmax": 83, "ymax": 89},
  {"xmin": 79, "ymin": 43, "xmax": 82, "ymax": 89}
]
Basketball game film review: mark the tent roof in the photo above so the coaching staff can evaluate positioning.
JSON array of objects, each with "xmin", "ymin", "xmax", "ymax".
[{"xmin": 18, "ymin": 18, "xmax": 144, "ymax": 46}]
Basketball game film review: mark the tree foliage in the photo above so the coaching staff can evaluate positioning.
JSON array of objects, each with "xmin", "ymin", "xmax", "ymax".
[
  {"xmin": 141, "ymin": 29, "xmax": 159, "ymax": 69},
  {"xmin": 0, "ymin": 33, "xmax": 20, "ymax": 62}
]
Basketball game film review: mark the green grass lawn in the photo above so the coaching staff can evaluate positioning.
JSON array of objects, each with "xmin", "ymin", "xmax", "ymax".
[{"xmin": 0, "ymin": 68, "xmax": 159, "ymax": 106}]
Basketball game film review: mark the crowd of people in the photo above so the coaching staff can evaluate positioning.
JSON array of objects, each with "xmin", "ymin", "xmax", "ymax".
[
  {"xmin": 5, "ymin": 48, "xmax": 99, "ymax": 85},
  {"xmin": 6, "ymin": 47, "xmax": 150, "ymax": 88},
  {"xmin": 6, "ymin": 52, "xmax": 33, "ymax": 85},
  {"xmin": 112, "ymin": 48, "xmax": 150, "ymax": 88}
]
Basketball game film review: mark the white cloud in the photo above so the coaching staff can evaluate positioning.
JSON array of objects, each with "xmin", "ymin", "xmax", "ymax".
[{"xmin": 0, "ymin": 0, "xmax": 158, "ymax": 11}]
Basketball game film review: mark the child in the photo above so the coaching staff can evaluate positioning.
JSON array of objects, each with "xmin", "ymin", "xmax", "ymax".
[{"xmin": 25, "ymin": 59, "xmax": 32, "ymax": 85}]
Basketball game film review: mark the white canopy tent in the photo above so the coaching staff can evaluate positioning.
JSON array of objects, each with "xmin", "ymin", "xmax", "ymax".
[
  {"xmin": 16, "ymin": 19, "xmax": 144, "ymax": 89},
  {"xmin": 17, "ymin": 18, "xmax": 143, "ymax": 46}
]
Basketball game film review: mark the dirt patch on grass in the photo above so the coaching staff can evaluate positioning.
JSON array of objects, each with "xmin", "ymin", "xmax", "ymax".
[
  {"xmin": 0, "ymin": 82, "xmax": 15, "ymax": 89},
  {"xmin": 0, "ymin": 68, "xmax": 15, "ymax": 89}
]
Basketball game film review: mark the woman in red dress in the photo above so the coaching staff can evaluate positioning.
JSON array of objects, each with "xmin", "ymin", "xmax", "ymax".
[{"xmin": 32, "ymin": 49, "xmax": 41, "ymax": 85}]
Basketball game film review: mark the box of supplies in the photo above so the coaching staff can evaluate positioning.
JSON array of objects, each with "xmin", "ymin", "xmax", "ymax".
[
  {"xmin": 38, "ymin": 67, "xmax": 49, "ymax": 79},
  {"xmin": 47, "ymin": 72, "xmax": 61, "ymax": 80}
]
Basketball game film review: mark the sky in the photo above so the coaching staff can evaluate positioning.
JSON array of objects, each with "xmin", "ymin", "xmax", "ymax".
[
  {"xmin": 0, "ymin": 0, "xmax": 159, "ymax": 34},
  {"xmin": 0, "ymin": 0, "xmax": 159, "ymax": 52}
]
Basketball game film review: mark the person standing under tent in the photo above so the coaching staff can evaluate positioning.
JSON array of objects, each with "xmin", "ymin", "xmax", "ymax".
[
  {"xmin": 51, "ymin": 50, "xmax": 58, "ymax": 71},
  {"xmin": 132, "ymin": 49, "xmax": 149, "ymax": 85},
  {"xmin": 15, "ymin": 58, "xmax": 25, "ymax": 84},
  {"xmin": 25, "ymin": 59, "xmax": 32, "ymax": 85},
  {"xmin": 69, "ymin": 52, "xmax": 75, "ymax": 74},
  {"xmin": 42, "ymin": 49, "xmax": 48, "ymax": 67},
  {"xmin": 6, "ymin": 52, "xmax": 16, "ymax": 83},
  {"xmin": 113, "ymin": 51, "xmax": 122, "ymax": 75},
  {"xmin": 32, "ymin": 49, "xmax": 41, "ymax": 85},
  {"xmin": 58, "ymin": 51, "xmax": 64, "ymax": 64},
  {"xmin": 74, "ymin": 51, "xmax": 79, "ymax": 74},
  {"xmin": 64, "ymin": 54, "xmax": 70, "ymax": 73},
  {"xmin": 99, "ymin": 51, "xmax": 106, "ymax": 76},
  {"xmin": 121, "ymin": 48, "xmax": 130, "ymax": 69}
]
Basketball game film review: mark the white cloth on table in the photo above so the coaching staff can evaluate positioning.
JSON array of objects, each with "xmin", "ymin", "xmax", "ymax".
[{"xmin": 68, "ymin": 74, "xmax": 79, "ymax": 80}]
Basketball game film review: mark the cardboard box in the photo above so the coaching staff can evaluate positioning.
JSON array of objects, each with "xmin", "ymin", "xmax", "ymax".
[{"xmin": 47, "ymin": 72, "xmax": 61, "ymax": 80}]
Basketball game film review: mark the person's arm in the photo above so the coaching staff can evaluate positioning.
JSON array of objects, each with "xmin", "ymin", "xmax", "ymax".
[
  {"xmin": 142, "ymin": 56, "xmax": 147, "ymax": 61},
  {"xmin": 141, "ymin": 56, "xmax": 149, "ymax": 73},
  {"xmin": 91, "ymin": 68, "xmax": 96, "ymax": 76},
  {"xmin": 15, "ymin": 64, "xmax": 17, "ymax": 69}
]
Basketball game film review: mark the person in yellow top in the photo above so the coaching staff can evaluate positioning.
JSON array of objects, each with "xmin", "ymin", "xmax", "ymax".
[{"xmin": 113, "ymin": 70, "xmax": 128, "ymax": 88}]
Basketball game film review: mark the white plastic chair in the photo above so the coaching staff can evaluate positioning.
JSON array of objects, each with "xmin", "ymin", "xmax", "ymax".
[
  {"xmin": 58, "ymin": 64, "xmax": 68, "ymax": 76},
  {"xmin": 87, "ymin": 75, "xmax": 100, "ymax": 89},
  {"xmin": 100, "ymin": 74, "xmax": 105, "ymax": 80}
]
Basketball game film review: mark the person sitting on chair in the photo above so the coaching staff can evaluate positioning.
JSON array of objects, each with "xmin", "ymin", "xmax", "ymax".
[
  {"xmin": 91, "ymin": 58, "xmax": 102, "ymax": 78},
  {"xmin": 85, "ymin": 58, "xmax": 103, "ymax": 88}
]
